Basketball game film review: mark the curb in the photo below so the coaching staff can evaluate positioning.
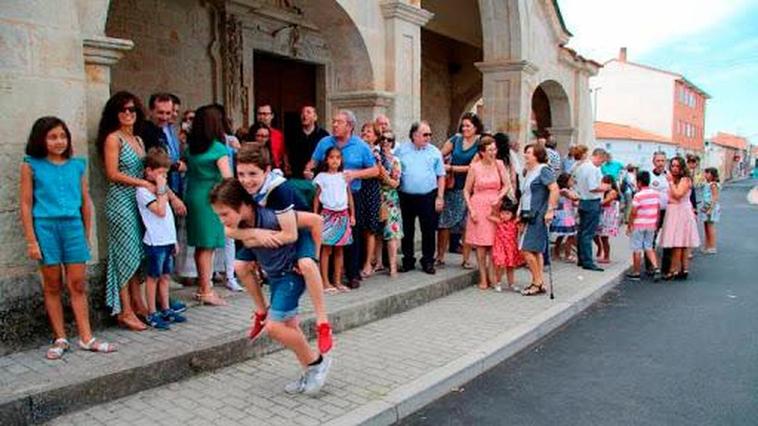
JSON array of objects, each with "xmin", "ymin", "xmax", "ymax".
[
  {"xmin": 0, "ymin": 266, "xmax": 477, "ymax": 425},
  {"xmin": 325, "ymin": 266, "xmax": 628, "ymax": 426}
]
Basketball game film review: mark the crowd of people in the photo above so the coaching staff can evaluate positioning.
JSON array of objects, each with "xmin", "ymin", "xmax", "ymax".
[{"xmin": 19, "ymin": 91, "xmax": 722, "ymax": 394}]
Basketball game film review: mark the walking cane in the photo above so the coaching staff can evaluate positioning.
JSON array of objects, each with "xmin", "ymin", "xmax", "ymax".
[{"xmin": 546, "ymin": 224, "xmax": 555, "ymax": 300}]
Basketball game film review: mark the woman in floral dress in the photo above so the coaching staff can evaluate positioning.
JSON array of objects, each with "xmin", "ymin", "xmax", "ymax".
[{"xmin": 377, "ymin": 131, "xmax": 403, "ymax": 277}]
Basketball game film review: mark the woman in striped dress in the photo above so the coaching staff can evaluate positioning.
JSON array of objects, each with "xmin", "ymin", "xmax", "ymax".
[{"xmin": 97, "ymin": 92, "xmax": 186, "ymax": 330}]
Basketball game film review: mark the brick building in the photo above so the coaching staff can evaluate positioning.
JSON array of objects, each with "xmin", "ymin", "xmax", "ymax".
[
  {"xmin": 706, "ymin": 132, "xmax": 749, "ymax": 181},
  {"xmin": 592, "ymin": 47, "xmax": 709, "ymax": 166}
]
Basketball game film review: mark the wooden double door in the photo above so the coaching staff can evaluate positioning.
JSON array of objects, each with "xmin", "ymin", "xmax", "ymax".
[{"xmin": 253, "ymin": 51, "xmax": 318, "ymax": 144}]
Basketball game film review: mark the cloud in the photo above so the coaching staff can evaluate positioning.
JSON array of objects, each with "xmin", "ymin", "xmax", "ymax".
[{"xmin": 558, "ymin": 0, "xmax": 751, "ymax": 62}]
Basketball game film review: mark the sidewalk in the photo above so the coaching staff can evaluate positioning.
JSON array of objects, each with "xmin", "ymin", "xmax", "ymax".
[{"xmin": 44, "ymin": 240, "xmax": 631, "ymax": 426}]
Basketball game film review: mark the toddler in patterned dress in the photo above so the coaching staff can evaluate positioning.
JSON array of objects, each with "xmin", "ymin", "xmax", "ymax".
[
  {"xmin": 595, "ymin": 175, "xmax": 620, "ymax": 263},
  {"xmin": 489, "ymin": 198, "xmax": 524, "ymax": 292}
]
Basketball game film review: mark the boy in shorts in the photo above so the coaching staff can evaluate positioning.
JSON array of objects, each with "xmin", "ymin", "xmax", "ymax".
[
  {"xmin": 626, "ymin": 170, "xmax": 660, "ymax": 281},
  {"xmin": 234, "ymin": 145, "xmax": 332, "ymax": 354},
  {"xmin": 136, "ymin": 148, "xmax": 187, "ymax": 329},
  {"xmin": 211, "ymin": 178, "xmax": 331, "ymax": 394}
]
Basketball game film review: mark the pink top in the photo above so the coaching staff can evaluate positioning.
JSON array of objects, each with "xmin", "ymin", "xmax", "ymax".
[{"xmin": 632, "ymin": 188, "xmax": 660, "ymax": 230}]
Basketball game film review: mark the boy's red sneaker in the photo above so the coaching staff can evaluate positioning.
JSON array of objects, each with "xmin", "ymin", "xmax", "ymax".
[
  {"xmin": 317, "ymin": 322, "xmax": 333, "ymax": 354},
  {"xmin": 248, "ymin": 311, "xmax": 267, "ymax": 341}
]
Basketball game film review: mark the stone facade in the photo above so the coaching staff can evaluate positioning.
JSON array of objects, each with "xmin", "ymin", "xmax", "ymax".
[{"xmin": 0, "ymin": 0, "xmax": 598, "ymax": 351}]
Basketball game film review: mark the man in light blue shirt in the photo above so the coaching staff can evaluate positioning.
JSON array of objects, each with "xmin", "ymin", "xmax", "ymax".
[
  {"xmin": 305, "ymin": 110, "xmax": 377, "ymax": 288},
  {"xmin": 395, "ymin": 121, "xmax": 446, "ymax": 274}
]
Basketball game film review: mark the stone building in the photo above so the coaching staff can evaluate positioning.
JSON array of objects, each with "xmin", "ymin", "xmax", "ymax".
[{"xmin": 0, "ymin": 0, "xmax": 598, "ymax": 350}]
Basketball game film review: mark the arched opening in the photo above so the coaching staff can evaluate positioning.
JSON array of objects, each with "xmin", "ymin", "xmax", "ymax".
[
  {"xmin": 420, "ymin": 0, "xmax": 483, "ymax": 139},
  {"xmin": 531, "ymin": 79, "xmax": 572, "ymax": 151}
]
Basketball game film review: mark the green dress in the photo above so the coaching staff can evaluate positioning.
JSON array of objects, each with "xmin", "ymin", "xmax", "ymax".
[
  {"xmin": 105, "ymin": 136, "xmax": 145, "ymax": 315},
  {"xmin": 185, "ymin": 140, "xmax": 228, "ymax": 248}
]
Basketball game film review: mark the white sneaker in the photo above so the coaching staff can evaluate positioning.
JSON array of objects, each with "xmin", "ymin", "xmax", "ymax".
[
  {"xmin": 225, "ymin": 277, "xmax": 244, "ymax": 292},
  {"xmin": 284, "ymin": 374, "xmax": 306, "ymax": 394},
  {"xmin": 494, "ymin": 284, "xmax": 503, "ymax": 293},
  {"xmin": 303, "ymin": 355, "xmax": 332, "ymax": 395}
]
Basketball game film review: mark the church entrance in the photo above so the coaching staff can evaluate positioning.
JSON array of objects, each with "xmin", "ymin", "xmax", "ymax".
[{"xmin": 253, "ymin": 51, "xmax": 318, "ymax": 144}]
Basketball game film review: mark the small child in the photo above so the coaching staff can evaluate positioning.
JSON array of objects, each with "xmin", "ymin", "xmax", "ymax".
[
  {"xmin": 626, "ymin": 171, "xmax": 660, "ymax": 281},
  {"xmin": 313, "ymin": 147, "xmax": 355, "ymax": 293},
  {"xmin": 595, "ymin": 174, "xmax": 620, "ymax": 263},
  {"xmin": 550, "ymin": 172, "xmax": 578, "ymax": 263},
  {"xmin": 20, "ymin": 117, "xmax": 116, "ymax": 359},
  {"xmin": 211, "ymin": 179, "xmax": 331, "ymax": 395},
  {"xmin": 136, "ymin": 148, "xmax": 187, "ymax": 330},
  {"xmin": 489, "ymin": 198, "xmax": 524, "ymax": 292},
  {"xmin": 700, "ymin": 167, "xmax": 721, "ymax": 254}
]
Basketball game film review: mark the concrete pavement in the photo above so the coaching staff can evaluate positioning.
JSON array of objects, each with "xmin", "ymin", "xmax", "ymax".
[{"xmin": 45, "ymin": 241, "xmax": 631, "ymax": 426}]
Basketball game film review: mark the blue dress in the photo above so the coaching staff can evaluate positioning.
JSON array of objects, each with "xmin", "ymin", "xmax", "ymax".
[{"xmin": 439, "ymin": 134, "xmax": 479, "ymax": 231}]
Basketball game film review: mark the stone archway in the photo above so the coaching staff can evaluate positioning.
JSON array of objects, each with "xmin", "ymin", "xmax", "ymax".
[{"xmin": 532, "ymin": 79, "xmax": 573, "ymax": 151}]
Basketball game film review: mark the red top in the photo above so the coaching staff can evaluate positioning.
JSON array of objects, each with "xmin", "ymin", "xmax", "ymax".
[{"xmin": 270, "ymin": 128, "xmax": 285, "ymax": 169}]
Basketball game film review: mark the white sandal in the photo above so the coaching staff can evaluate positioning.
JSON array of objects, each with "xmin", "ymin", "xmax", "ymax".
[
  {"xmin": 46, "ymin": 338, "xmax": 70, "ymax": 360},
  {"xmin": 78, "ymin": 337, "xmax": 117, "ymax": 353}
]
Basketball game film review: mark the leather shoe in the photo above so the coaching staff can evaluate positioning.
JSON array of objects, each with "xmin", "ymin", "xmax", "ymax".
[
  {"xmin": 346, "ymin": 278, "xmax": 361, "ymax": 289},
  {"xmin": 398, "ymin": 264, "xmax": 415, "ymax": 273},
  {"xmin": 422, "ymin": 264, "xmax": 436, "ymax": 275},
  {"xmin": 582, "ymin": 265, "xmax": 604, "ymax": 272}
]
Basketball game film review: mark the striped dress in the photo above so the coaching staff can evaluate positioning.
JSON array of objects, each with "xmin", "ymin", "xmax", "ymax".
[{"xmin": 105, "ymin": 136, "xmax": 145, "ymax": 315}]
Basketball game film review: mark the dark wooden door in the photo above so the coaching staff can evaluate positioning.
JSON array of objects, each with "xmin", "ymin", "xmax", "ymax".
[{"xmin": 253, "ymin": 52, "xmax": 317, "ymax": 144}]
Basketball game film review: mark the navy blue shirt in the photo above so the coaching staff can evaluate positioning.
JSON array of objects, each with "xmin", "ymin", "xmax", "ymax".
[{"xmin": 245, "ymin": 207, "xmax": 297, "ymax": 276}]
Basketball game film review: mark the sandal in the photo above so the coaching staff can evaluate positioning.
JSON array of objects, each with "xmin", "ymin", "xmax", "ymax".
[
  {"xmin": 117, "ymin": 313, "xmax": 147, "ymax": 331},
  {"xmin": 564, "ymin": 255, "xmax": 577, "ymax": 263},
  {"xmin": 324, "ymin": 287, "xmax": 339, "ymax": 295},
  {"xmin": 194, "ymin": 291, "xmax": 227, "ymax": 306},
  {"xmin": 78, "ymin": 337, "xmax": 117, "ymax": 353},
  {"xmin": 373, "ymin": 265, "xmax": 386, "ymax": 273},
  {"xmin": 434, "ymin": 259, "xmax": 445, "ymax": 267},
  {"xmin": 461, "ymin": 261, "xmax": 474, "ymax": 270},
  {"xmin": 360, "ymin": 269, "xmax": 373, "ymax": 279},
  {"xmin": 521, "ymin": 283, "xmax": 546, "ymax": 296},
  {"xmin": 336, "ymin": 284, "xmax": 351, "ymax": 293},
  {"xmin": 46, "ymin": 338, "xmax": 70, "ymax": 360}
]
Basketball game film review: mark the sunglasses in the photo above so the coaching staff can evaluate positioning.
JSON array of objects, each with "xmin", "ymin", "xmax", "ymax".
[
  {"xmin": 120, "ymin": 106, "xmax": 137, "ymax": 114},
  {"xmin": 422, "ymin": 133, "xmax": 433, "ymax": 137}
]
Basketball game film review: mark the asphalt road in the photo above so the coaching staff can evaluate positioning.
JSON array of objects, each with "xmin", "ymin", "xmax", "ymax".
[{"xmin": 403, "ymin": 179, "xmax": 758, "ymax": 426}]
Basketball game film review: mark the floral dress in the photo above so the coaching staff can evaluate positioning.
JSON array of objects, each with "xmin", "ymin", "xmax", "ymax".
[
  {"xmin": 550, "ymin": 196, "xmax": 577, "ymax": 236},
  {"xmin": 381, "ymin": 154, "xmax": 404, "ymax": 240},
  {"xmin": 597, "ymin": 199, "xmax": 620, "ymax": 237}
]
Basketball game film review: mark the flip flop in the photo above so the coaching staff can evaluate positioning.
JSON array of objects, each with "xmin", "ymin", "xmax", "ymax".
[{"xmin": 324, "ymin": 287, "xmax": 339, "ymax": 295}]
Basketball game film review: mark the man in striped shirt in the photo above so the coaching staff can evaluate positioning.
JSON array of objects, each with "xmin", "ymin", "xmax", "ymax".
[{"xmin": 626, "ymin": 170, "xmax": 660, "ymax": 280}]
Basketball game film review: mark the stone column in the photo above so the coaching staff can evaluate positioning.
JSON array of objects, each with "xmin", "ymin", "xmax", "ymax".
[
  {"xmin": 380, "ymin": 1, "xmax": 433, "ymax": 136},
  {"xmin": 83, "ymin": 35, "xmax": 133, "ymax": 261},
  {"xmin": 327, "ymin": 91, "xmax": 395, "ymax": 131},
  {"xmin": 548, "ymin": 126, "xmax": 576, "ymax": 154},
  {"xmin": 475, "ymin": 59, "xmax": 538, "ymax": 148}
]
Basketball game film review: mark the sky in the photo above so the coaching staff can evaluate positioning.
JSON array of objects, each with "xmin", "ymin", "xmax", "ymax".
[{"xmin": 558, "ymin": 0, "xmax": 758, "ymax": 145}]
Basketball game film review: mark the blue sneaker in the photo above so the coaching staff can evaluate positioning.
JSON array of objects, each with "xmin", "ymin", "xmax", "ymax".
[
  {"xmin": 169, "ymin": 298, "xmax": 187, "ymax": 313},
  {"xmin": 146, "ymin": 312, "xmax": 171, "ymax": 330},
  {"xmin": 162, "ymin": 308, "xmax": 187, "ymax": 323}
]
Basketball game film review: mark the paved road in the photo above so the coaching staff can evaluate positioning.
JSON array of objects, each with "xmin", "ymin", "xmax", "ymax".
[{"xmin": 404, "ymin": 179, "xmax": 758, "ymax": 426}]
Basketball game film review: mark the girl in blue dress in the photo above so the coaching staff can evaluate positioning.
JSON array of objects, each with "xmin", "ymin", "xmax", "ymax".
[{"xmin": 20, "ymin": 117, "xmax": 116, "ymax": 360}]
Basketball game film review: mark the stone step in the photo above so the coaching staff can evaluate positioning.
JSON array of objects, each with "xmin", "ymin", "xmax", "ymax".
[
  {"xmin": 48, "ymin": 241, "xmax": 632, "ymax": 426},
  {"xmin": 0, "ymin": 254, "xmax": 474, "ymax": 425}
]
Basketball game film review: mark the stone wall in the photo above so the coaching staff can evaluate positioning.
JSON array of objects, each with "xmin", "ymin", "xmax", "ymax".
[
  {"xmin": 105, "ymin": 0, "xmax": 217, "ymax": 111},
  {"xmin": 421, "ymin": 30, "xmax": 482, "ymax": 141}
]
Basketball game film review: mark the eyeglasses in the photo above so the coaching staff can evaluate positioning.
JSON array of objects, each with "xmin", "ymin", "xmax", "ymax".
[{"xmin": 120, "ymin": 106, "xmax": 137, "ymax": 114}]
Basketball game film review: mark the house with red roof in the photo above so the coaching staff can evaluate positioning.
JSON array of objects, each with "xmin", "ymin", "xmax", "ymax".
[
  {"xmin": 706, "ymin": 132, "xmax": 750, "ymax": 180},
  {"xmin": 592, "ymin": 47, "xmax": 709, "ymax": 169}
]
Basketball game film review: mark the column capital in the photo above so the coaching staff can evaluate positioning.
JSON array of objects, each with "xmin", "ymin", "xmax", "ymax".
[
  {"xmin": 475, "ymin": 60, "xmax": 539, "ymax": 76},
  {"xmin": 83, "ymin": 36, "xmax": 134, "ymax": 66},
  {"xmin": 548, "ymin": 126, "xmax": 576, "ymax": 136},
  {"xmin": 380, "ymin": 1, "xmax": 434, "ymax": 26},
  {"xmin": 328, "ymin": 90, "xmax": 395, "ymax": 109}
]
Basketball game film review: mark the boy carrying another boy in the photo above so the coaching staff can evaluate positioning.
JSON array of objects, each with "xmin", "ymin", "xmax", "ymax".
[
  {"xmin": 626, "ymin": 170, "xmax": 661, "ymax": 281},
  {"xmin": 211, "ymin": 178, "xmax": 331, "ymax": 395},
  {"xmin": 137, "ymin": 148, "xmax": 187, "ymax": 329}
]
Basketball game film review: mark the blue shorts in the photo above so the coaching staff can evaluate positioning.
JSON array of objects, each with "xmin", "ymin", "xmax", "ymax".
[
  {"xmin": 34, "ymin": 218, "xmax": 90, "ymax": 266},
  {"xmin": 235, "ymin": 229, "xmax": 317, "ymax": 263},
  {"xmin": 268, "ymin": 272, "xmax": 306, "ymax": 322},
  {"xmin": 630, "ymin": 229, "xmax": 656, "ymax": 252},
  {"xmin": 144, "ymin": 244, "xmax": 175, "ymax": 278}
]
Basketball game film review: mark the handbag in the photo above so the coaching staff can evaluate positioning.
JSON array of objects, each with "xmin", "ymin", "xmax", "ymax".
[{"xmin": 519, "ymin": 210, "xmax": 536, "ymax": 224}]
